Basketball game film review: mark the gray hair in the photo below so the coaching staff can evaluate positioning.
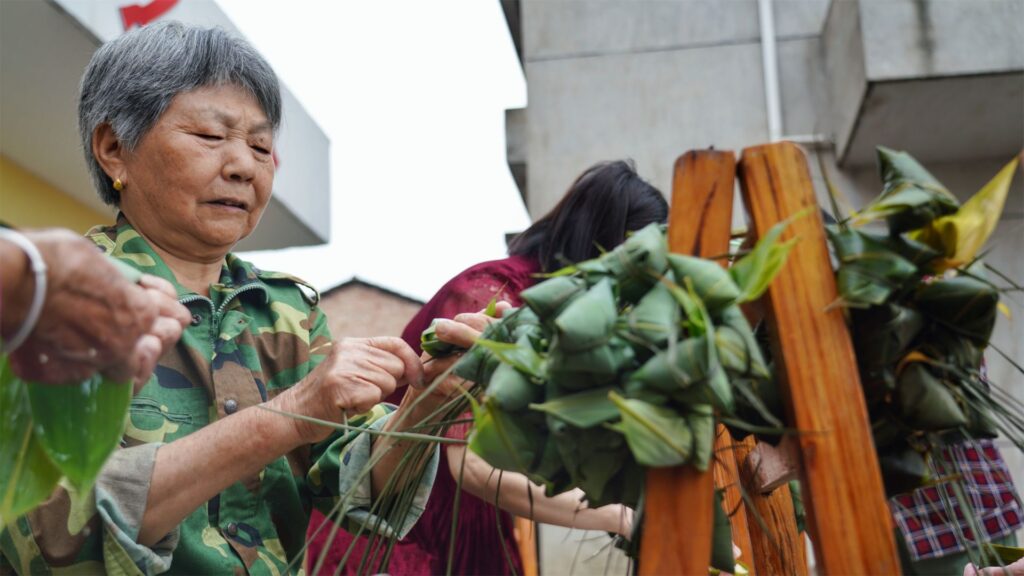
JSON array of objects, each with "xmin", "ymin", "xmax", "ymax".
[{"xmin": 78, "ymin": 21, "xmax": 282, "ymax": 205}]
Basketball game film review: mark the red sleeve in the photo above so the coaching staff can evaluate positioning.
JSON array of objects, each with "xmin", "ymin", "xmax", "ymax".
[{"xmin": 389, "ymin": 258, "xmax": 538, "ymax": 405}]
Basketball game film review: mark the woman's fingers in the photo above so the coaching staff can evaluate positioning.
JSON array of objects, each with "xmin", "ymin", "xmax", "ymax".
[
  {"xmin": 363, "ymin": 336, "xmax": 424, "ymax": 390},
  {"xmin": 433, "ymin": 318, "xmax": 482, "ymax": 349}
]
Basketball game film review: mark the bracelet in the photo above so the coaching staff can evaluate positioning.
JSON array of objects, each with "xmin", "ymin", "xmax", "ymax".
[{"xmin": 0, "ymin": 228, "xmax": 48, "ymax": 354}]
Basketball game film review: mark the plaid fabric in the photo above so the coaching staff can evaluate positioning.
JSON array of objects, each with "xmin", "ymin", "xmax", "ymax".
[{"xmin": 890, "ymin": 439, "xmax": 1022, "ymax": 561}]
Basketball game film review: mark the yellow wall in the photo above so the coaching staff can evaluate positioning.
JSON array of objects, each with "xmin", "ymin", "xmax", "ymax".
[{"xmin": 0, "ymin": 155, "xmax": 111, "ymax": 233}]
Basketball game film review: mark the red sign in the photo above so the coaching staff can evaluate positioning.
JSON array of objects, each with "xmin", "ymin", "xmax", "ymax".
[{"xmin": 120, "ymin": 0, "xmax": 179, "ymax": 30}]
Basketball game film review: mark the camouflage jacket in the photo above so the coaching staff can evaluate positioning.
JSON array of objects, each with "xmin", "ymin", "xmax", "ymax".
[{"xmin": 0, "ymin": 219, "xmax": 436, "ymax": 575}]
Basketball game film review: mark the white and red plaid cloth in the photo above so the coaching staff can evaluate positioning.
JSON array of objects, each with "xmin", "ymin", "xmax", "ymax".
[{"xmin": 890, "ymin": 439, "xmax": 1022, "ymax": 560}]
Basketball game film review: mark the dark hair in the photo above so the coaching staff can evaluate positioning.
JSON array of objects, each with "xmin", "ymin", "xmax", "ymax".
[{"xmin": 509, "ymin": 160, "xmax": 668, "ymax": 272}]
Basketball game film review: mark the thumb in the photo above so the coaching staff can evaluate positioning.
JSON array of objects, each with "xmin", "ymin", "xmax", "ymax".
[{"xmin": 365, "ymin": 336, "xmax": 425, "ymax": 390}]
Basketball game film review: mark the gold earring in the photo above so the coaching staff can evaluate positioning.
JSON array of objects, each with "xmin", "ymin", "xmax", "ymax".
[{"xmin": 113, "ymin": 178, "xmax": 124, "ymax": 191}]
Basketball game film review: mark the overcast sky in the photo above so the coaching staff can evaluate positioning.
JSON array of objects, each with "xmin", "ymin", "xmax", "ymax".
[{"xmin": 216, "ymin": 0, "xmax": 531, "ymax": 302}]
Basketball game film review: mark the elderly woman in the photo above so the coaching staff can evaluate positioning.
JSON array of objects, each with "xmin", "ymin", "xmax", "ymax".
[{"xmin": 0, "ymin": 22, "xmax": 475, "ymax": 575}]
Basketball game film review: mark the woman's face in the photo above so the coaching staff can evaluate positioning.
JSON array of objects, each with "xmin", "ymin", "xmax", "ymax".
[{"xmin": 118, "ymin": 84, "xmax": 275, "ymax": 263}]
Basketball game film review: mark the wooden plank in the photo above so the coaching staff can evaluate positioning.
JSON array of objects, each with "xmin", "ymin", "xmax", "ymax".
[
  {"xmin": 712, "ymin": 426, "xmax": 754, "ymax": 573},
  {"xmin": 735, "ymin": 440, "xmax": 808, "ymax": 576},
  {"xmin": 640, "ymin": 150, "xmax": 735, "ymax": 576},
  {"xmin": 737, "ymin": 142, "xmax": 900, "ymax": 575},
  {"xmin": 513, "ymin": 517, "xmax": 538, "ymax": 576}
]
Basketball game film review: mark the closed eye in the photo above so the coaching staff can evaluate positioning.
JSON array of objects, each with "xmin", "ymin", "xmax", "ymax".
[
  {"xmin": 194, "ymin": 133, "xmax": 223, "ymax": 141},
  {"xmin": 251, "ymin": 144, "xmax": 271, "ymax": 155}
]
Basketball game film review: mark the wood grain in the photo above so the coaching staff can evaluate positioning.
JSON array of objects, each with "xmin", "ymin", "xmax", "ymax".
[
  {"xmin": 712, "ymin": 426, "xmax": 755, "ymax": 574},
  {"xmin": 737, "ymin": 142, "xmax": 900, "ymax": 574},
  {"xmin": 641, "ymin": 150, "xmax": 735, "ymax": 576},
  {"xmin": 736, "ymin": 439, "xmax": 808, "ymax": 576}
]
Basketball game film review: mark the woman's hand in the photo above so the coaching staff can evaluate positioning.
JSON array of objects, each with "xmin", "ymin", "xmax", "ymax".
[
  {"xmin": 268, "ymin": 337, "xmax": 424, "ymax": 445},
  {"xmin": 3, "ymin": 228, "xmax": 190, "ymax": 386},
  {"xmin": 399, "ymin": 303, "xmax": 512, "ymax": 422}
]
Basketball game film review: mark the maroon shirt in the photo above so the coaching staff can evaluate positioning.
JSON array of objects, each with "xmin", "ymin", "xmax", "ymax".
[{"xmin": 306, "ymin": 255, "xmax": 541, "ymax": 575}]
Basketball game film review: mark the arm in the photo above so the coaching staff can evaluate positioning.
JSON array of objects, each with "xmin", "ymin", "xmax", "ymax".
[
  {"xmin": 1, "ymin": 228, "xmax": 189, "ymax": 387},
  {"xmin": 139, "ymin": 336, "xmax": 425, "ymax": 546},
  {"xmin": 447, "ymin": 445, "xmax": 632, "ymax": 537}
]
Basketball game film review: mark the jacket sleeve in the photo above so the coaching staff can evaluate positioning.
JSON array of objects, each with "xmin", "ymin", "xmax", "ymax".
[
  {"xmin": 299, "ymin": 309, "xmax": 438, "ymax": 542},
  {"xmin": 0, "ymin": 443, "xmax": 177, "ymax": 575}
]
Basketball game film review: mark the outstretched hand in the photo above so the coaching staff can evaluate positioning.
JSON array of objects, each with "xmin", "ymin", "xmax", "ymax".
[{"xmin": 4, "ymin": 229, "xmax": 190, "ymax": 387}]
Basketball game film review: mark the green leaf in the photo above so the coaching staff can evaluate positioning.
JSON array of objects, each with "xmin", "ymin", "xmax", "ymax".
[
  {"xmin": 688, "ymin": 403, "xmax": 715, "ymax": 471},
  {"xmin": 990, "ymin": 544, "xmax": 1024, "ymax": 565},
  {"xmin": 547, "ymin": 337, "xmax": 635, "ymax": 390},
  {"xmin": 897, "ymin": 363, "xmax": 968, "ymax": 431},
  {"xmin": 667, "ymin": 254, "xmax": 740, "ymax": 313},
  {"xmin": 469, "ymin": 400, "xmax": 542, "ymax": 474},
  {"xmin": 730, "ymin": 212, "xmax": 803, "ymax": 303},
  {"xmin": 27, "ymin": 375, "xmax": 132, "ymax": 493},
  {"xmin": 520, "ymin": 276, "xmax": 588, "ymax": 320},
  {"xmin": 627, "ymin": 281, "xmax": 680, "ymax": 347},
  {"xmin": 859, "ymin": 146, "xmax": 959, "ymax": 233},
  {"xmin": 609, "ymin": 391, "xmax": 693, "ymax": 467},
  {"xmin": 485, "ymin": 362, "xmax": 542, "ymax": 412},
  {"xmin": 597, "ymin": 223, "xmax": 669, "ymax": 302},
  {"xmin": 474, "ymin": 335, "xmax": 546, "ymax": 379},
  {"xmin": 0, "ymin": 357, "xmax": 60, "ymax": 523},
  {"xmin": 553, "ymin": 278, "xmax": 617, "ymax": 353},
  {"xmin": 452, "ymin": 345, "xmax": 498, "ymax": 383},
  {"xmin": 421, "ymin": 319, "xmax": 460, "ymax": 358},
  {"xmin": 914, "ymin": 274, "xmax": 999, "ymax": 345},
  {"xmin": 529, "ymin": 387, "xmax": 622, "ymax": 428},
  {"xmin": 878, "ymin": 446, "xmax": 929, "ymax": 496},
  {"xmin": 828, "ymin": 226, "xmax": 919, "ymax": 307},
  {"xmin": 629, "ymin": 337, "xmax": 709, "ymax": 392},
  {"xmin": 711, "ymin": 489, "xmax": 735, "ymax": 573}
]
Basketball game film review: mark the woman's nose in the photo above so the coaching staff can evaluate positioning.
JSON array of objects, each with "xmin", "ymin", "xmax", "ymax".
[{"xmin": 223, "ymin": 140, "xmax": 256, "ymax": 182}]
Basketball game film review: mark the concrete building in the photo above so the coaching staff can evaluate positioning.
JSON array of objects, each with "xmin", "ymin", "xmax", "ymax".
[
  {"xmin": 0, "ymin": 0, "xmax": 329, "ymax": 250},
  {"xmin": 318, "ymin": 277, "xmax": 423, "ymax": 340},
  {"xmin": 502, "ymin": 0, "xmax": 1023, "ymax": 572}
]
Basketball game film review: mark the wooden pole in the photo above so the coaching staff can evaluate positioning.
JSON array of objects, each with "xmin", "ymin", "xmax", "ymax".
[
  {"xmin": 735, "ymin": 439, "xmax": 807, "ymax": 576},
  {"xmin": 737, "ymin": 142, "xmax": 900, "ymax": 574},
  {"xmin": 641, "ymin": 150, "xmax": 736, "ymax": 575},
  {"xmin": 712, "ymin": 427, "xmax": 755, "ymax": 572}
]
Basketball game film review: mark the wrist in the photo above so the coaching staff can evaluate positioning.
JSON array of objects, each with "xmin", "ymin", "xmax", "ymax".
[
  {"xmin": 260, "ymin": 392, "xmax": 318, "ymax": 450},
  {"xmin": 0, "ymin": 237, "xmax": 36, "ymax": 340},
  {"xmin": 0, "ymin": 230, "xmax": 48, "ymax": 353}
]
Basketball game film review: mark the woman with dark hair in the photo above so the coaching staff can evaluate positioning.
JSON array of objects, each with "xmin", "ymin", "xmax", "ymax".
[{"xmin": 307, "ymin": 160, "xmax": 669, "ymax": 575}]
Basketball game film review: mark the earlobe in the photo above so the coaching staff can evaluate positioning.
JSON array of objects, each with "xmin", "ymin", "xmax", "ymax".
[{"xmin": 92, "ymin": 123, "xmax": 127, "ymax": 184}]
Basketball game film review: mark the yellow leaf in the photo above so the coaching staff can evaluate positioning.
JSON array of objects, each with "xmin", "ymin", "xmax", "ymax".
[
  {"xmin": 998, "ymin": 301, "xmax": 1012, "ymax": 319},
  {"xmin": 911, "ymin": 157, "xmax": 1019, "ymax": 271}
]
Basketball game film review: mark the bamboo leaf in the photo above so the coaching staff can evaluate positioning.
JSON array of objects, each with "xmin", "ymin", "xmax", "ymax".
[
  {"xmin": 553, "ymin": 278, "xmax": 617, "ymax": 352},
  {"xmin": 667, "ymin": 254, "xmax": 740, "ymax": 313},
  {"xmin": 730, "ymin": 212, "xmax": 805, "ymax": 302},
  {"xmin": 468, "ymin": 400, "xmax": 542, "ymax": 474},
  {"xmin": 711, "ymin": 489, "xmax": 735, "ymax": 573},
  {"xmin": 485, "ymin": 362, "xmax": 542, "ymax": 412},
  {"xmin": 858, "ymin": 146, "xmax": 959, "ymax": 232},
  {"xmin": 897, "ymin": 363, "xmax": 968, "ymax": 431},
  {"xmin": 26, "ymin": 376, "xmax": 132, "ymax": 493},
  {"xmin": 473, "ymin": 335, "xmax": 546, "ymax": 379},
  {"xmin": 627, "ymin": 281, "xmax": 680, "ymax": 346},
  {"xmin": 828, "ymin": 226, "xmax": 919, "ymax": 307},
  {"xmin": 911, "ymin": 157, "xmax": 1019, "ymax": 272},
  {"xmin": 915, "ymin": 274, "xmax": 999, "ymax": 345},
  {"xmin": 421, "ymin": 319, "xmax": 459, "ymax": 358},
  {"xmin": 689, "ymin": 403, "xmax": 715, "ymax": 471},
  {"xmin": 0, "ymin": 357, "xmax": 60, "ymax": 523},
  {"xmin": 520, "ymin": 276, "xmax": 587, "ymax": 320},
  {"xmin": 529, "ymin": 387, "xmax": 622, "ymax": 428},
  {"xmin": 608, "ymin": 391, "xmax": 693, "ymax": 467}
]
